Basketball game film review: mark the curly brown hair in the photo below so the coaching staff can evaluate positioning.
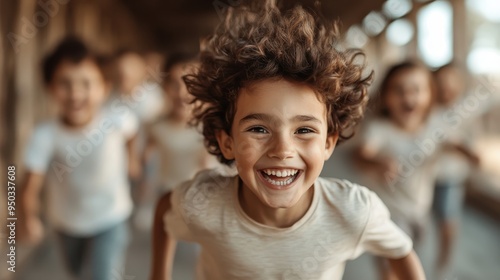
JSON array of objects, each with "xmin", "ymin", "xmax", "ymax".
[{"xmin": 185, "ymin": 2, "xmax": 373, "ymax": 165}]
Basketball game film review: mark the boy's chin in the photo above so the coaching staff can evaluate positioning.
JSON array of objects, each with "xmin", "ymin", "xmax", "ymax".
[
  {"xmin": 62, "ymin": 113, "xmax": 93, "ymax": 127},
  {"xmin": 260, "ymin": 194, "xmax": 303, "ymax": 209}
]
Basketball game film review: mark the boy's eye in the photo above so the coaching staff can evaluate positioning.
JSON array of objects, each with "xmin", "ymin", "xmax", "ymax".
[
  {"xmin": 296, "ymin": 127, "xmax": 315, "ymax": 134},
  {"xmin": 247, "ymin": 126, "xmax": 268, "ymax": 134}
]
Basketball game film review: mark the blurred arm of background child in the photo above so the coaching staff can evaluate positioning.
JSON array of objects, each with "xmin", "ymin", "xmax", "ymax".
[
  {"xmin": 387, "ymin": 250, "xmax": 426, "ymax": 280},
  {"xmin": 127, "ymin": 132, "xmax": 141, "ymax": 181},
  {"xmin": 443, "ymin": 142, "xmax": 481, "ymax": 167},
  {"xmin": 150, "ymin": 192, "xmax": 177, "ymax": 280},
  {"xmin": 354, "ymin": 145, "xmax": 399, "ymax": 185},
  {"xmin": 136, "ymin": 133, "xmax": 158, "ymax": 204},
  {"xmin": 19, "ymin": 172, "xmax": 45, "ymax": 245}
]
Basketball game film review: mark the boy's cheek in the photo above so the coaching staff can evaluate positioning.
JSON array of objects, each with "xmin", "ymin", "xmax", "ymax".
[{"xmin": 234, "ymin": 138, "xmax": 260, "ymax": 158}]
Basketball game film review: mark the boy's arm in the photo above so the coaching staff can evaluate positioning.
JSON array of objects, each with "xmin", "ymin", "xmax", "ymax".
[
  {"xmin": 126, "ymin": 133, "xmax": 141, "ymax": 182},
  {"xmin": 150, "ymin": 192, "xmax": 177, "ymax": 280},
  {"xmin": 354, "ymin": 146, "xmax": 398, "ymax": 182},
  {"xmin": 19, "ymin": 172, "xmax": 45, "ymax": 244},
  {"xmin": 445, "ymin": 142, "xmax": 481, "ymax": 166},
  {"xmin": 142, "ymin": 134, "xmax": 157, "ymax": 169},
  {"xmin": 137, "ymin": 134, "xmax": 158, "ymax": 204},
  {"xmin": 388, "ymin": 250, "xmax": 426, "ymax": 280}
]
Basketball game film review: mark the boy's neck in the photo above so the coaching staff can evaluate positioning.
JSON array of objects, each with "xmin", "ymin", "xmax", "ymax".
[{"xmin": 238, "ymin": 181, "xmax": 315, "ymax": 228}]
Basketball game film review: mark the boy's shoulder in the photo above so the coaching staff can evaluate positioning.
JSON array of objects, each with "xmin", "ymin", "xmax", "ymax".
[
  {"xmin": 317, "ymin": 176, "xmax": 372, "ymax": 195},
  {"xmin": 172, "ymin": 168, "xmax": 235, "ymax": 206},
  {"xmin": 168, "ymin": 169, "xmax": 236, "ymax": 230},
  {"xmin": 315, "ymin": 177, "xmax": 379, "ymax": 212}
]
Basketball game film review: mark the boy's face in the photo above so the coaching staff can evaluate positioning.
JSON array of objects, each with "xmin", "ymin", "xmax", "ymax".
[
  {"xmin": 164, "ymin": 62, "xmax": 194, "ymax": 119},
  {"xmin": 435, "ymin": 68, "xmax": 463, "ymax": 106},
  {"xmin": 385, "ymin": 68, "xmax": 432, "ymax": 129},
  {"xmin": 116, "ymin": 53, "xmax": 146, "ymax": 94},
  {"xmin": 49, "ymin": 59, "xmax": 108, "ymax": 127},
  {"xmin": 217, "ymin": 79, "xmax": 337, "ymax": 209}
]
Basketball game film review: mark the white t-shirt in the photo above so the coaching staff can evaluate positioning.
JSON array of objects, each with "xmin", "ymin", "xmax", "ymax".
[
  {"xmin": 164, "ymin": 169, "xmax": 413, "ymax": 280},
  {"xmin": 428, "ymin": 106, "xmax": 475, "ymax": 184},
  {"xmin": 24, "ymin": 109, "xmax": 138, "ymax": 236},
  {"xmin": 147, "ymin": 120, "xmax": 210, "ymax": 192},
  {"xmin": 106, "ymin": 81, "xmax": 165, "ymax": 124},
  {"xmin": 360, "ymin": 118, "xmax": 440, "ymax": 223}
]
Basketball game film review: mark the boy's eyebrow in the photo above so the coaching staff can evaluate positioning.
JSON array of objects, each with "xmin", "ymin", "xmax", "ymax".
[
  {"xmin": 239, "ymin": 113, "xmax": 322, "ymax": 125},
  {"xmin": 239, "ymin": 113, "xmax": 273, "ymax": 125},
  {"xmin": 292, "ymin": 115, "xmax": 323, "ymax": 124}
]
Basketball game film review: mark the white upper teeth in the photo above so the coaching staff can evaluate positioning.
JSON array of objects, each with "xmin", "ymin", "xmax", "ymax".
[{"xmin": 263, "ymin": 169, "xmax": 299, "ymax": 177}]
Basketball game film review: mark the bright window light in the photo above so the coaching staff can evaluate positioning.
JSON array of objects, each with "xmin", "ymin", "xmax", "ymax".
[
  {"xmin": 417, "ymin": 0, "xmax": 453, "ymax": 68},
  {"xmin": 383, "ymin": 0, "xmax": 413, "ymax": 19},
  {"xmin": 386, "ymin": 19, "xmax": 414, "ymax": 46},
  {"xmin": 363, "ymin": 11, "xmax": 387, "ymax": 37},
  {"xmin": 345, "ymin": 25, "xmax": 369, "ymax": 48},
  {"xmin": 466, "ymin": 0, "xmax": 500, "ymax": 22},
  {"xmin": 468, "ymin": 48, "xmax": 500, "ymax": 74}
]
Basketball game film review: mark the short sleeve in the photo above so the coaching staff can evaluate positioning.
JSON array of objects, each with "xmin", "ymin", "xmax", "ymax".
[
  {"xmin": 121, "ymin": 110, "xmax": 139, "ymax": 139},
  {"xmin": 352, "ymin": 191, "xmax": 413, "ymax": 259},
  {"xmin": 24, "ymin": 124, "xmax": 54, "ymax": 174},
  {"xmin": 163, "ymin": 181, "xmax": 197, "ymax": 242}
]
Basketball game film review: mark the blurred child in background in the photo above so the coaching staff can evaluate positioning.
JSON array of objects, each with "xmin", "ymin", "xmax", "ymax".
[
  {"xmin": 430, "ymin": 64, "xmax": 481, "ymax": 276},
  {"xmin": 140, "ymin": 53, "xmax": 216, "ymax": 277},
  {"xmin": 142, "ymin": 53, "xmax": 215, "ymax": 195},
  {"xmin": 355, "ymin": 61, "xmax": 437, "ymax": 279},
  {"xmin": 135, "ymin": 53, "xmax": 215, "ymax": 231},
  {"xmin": 108, "ymin": 50, "xmax": 165, "ymax": 125},
  {"xmin": 109, "ymin": 50, "xmax": 166, "ymax": 220},
  {"xmin": 20, "ymin": 37, "xmax": 139, "ymax": 280}
]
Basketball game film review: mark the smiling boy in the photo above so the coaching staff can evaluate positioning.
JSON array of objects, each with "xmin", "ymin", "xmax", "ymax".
[
  {"xmin": 150, "ymin": 3, "xmax": 425, "ymax": 280},
  {"xmin": 20, "ymin": 37, "xmax": 139, "ymax": 280}
]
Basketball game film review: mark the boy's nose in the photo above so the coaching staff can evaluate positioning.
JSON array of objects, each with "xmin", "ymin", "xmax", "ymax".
[
  {"xmin": 68, "ymin": 85, "xmax": 87, "ymax": 101},
  {"xmin": 267, "ymin": 134, "xmax": 294, "ymax": 160}
]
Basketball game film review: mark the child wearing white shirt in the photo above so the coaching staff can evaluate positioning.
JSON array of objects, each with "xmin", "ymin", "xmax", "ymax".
[
  {"xmin": 20, "ymin": 37, "xmax": 139, "ymax": 280},
  {"xmin": 150, "ymin": 3, "xmax": 425, "ymax": 280}
]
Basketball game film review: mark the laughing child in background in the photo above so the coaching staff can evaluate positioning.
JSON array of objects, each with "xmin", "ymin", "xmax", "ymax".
[{"xmin": 355, "ymin": 61, "xmax": 437, "ymax": 279}]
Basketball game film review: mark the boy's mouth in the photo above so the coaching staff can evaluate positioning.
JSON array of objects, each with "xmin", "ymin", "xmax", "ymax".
[{"xmin": 259, "ymin": 168, "xmax": 301, "ymax": 187}]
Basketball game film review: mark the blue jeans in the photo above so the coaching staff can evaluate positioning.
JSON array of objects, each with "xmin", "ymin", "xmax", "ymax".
[
  {"xmin": 433, "ymin": 180, "xmax": 465, "ymax": 222},
  {"xmin": 57, "ymin": 221, "xmax": 130, "ymax": 280}
]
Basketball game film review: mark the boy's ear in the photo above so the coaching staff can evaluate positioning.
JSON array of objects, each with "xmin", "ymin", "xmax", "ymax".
[
  {"xmin": 216, "ymin": 129, "xmax": 235, "ymax": 161},
  {"xmin": 324, "ymin": 133, "xmax": 339, "ymax": 160}
]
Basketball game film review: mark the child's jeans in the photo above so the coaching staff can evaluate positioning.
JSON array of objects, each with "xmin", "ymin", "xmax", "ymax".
[{"xmin": 56, "ymin": 221, "xmax": 130, "ymax": 280}]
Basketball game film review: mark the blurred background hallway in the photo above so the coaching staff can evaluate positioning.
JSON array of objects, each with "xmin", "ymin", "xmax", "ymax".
[{"xmin": 1, "ymin": 0, "xmax": 500, "ymax": 279}]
